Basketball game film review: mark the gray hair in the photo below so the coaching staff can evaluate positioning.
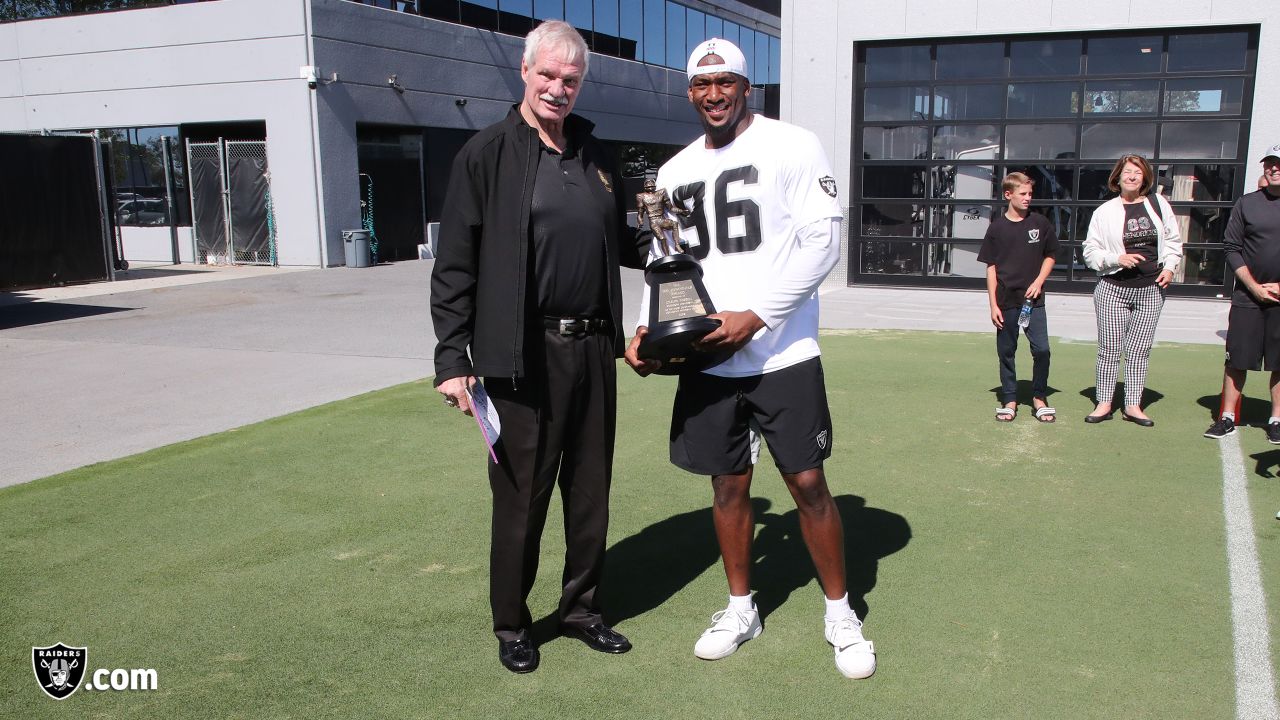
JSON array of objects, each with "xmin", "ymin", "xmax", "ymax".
[{"xmin": 524, "ymin": 19, "xmax": 589, "ymax": 77}]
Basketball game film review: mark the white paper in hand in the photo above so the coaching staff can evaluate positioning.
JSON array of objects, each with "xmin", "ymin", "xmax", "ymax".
[{"xmin": 465, "ymin": 383, "xmax": 501, "ymax": 464}]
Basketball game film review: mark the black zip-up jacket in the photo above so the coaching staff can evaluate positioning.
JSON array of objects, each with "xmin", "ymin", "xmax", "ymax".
[{"xmin": 431, "ymin": 107, "xmax": 650, "ymax": 386}]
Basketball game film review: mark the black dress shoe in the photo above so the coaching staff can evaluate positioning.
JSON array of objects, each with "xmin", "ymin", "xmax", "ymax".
[
  {"xmin": 562, "ymin": 623, "xmax": 632, "ymax": 654},
  {"xmin": 1122, "ymin": 412, "xmax": 1155, "ymax": 427},
  {"xmin": 1084, "ymin": 411, "xmax": 1114, "ymax": 424},
  {"xmin": 498, "ymin": 638, "xmax": 539, "ymax": 673}
]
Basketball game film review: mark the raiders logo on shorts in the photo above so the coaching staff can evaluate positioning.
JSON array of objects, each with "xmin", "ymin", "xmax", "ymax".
[{"xmin": 818, "ymin": 176, "xmax": 838, "ymax": 198}]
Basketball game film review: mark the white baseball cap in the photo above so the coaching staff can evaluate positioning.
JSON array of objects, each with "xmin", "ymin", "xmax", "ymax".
[
  {"xmin": 686, "ymin": 38, "xmax": 749, "ymax": 82},
  {"xmin": 1262, "ymin": 143, "xmax": 1280, "ymax": 162}
]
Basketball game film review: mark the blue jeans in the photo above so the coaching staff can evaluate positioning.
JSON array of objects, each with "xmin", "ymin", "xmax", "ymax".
[{"xmin": 996, "ymin": 304, "xmax": 1050, "ymax": 404}]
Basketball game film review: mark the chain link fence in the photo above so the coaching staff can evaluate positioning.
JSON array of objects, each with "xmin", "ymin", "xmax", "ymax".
[{"xmin": 186, "ymin": 140, "xmax": 276, "ymax": 266}]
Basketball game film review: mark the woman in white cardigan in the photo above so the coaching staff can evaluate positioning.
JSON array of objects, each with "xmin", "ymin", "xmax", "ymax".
[{"xmin": 1082, "ymin": 154, "xmax": 1183, "ymax": 426}]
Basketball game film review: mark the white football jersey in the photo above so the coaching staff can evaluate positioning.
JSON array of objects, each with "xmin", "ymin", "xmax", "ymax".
[{"xmin": 640, "ymin": 115, "xmax": 843, "ymax": 377}]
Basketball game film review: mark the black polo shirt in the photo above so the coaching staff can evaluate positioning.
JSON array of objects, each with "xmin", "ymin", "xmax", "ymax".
[{"xmin": 530, "ymin": 139, "xmax": 608, "ymax": 319}]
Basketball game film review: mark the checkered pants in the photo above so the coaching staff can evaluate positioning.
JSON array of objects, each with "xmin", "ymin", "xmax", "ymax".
[{"xmin": 1093, "ymin": 280, "xmax": 1165, "ymax": 407}]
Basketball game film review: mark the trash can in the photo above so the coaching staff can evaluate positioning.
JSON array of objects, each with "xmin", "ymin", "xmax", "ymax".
[{"xmin": 343, "ymin": 230, "xmax": 371, "ymax": 268}]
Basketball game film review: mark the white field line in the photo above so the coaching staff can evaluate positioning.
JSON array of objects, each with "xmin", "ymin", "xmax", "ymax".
[{"xmin": 1220, "ymin": 431, "xmax": 1279, "ymax": 720}]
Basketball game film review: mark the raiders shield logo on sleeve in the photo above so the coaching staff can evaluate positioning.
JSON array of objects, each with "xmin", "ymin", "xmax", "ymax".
[
  {"xmin": 32, "ymin": 643, "xmax": 87, "ymax": 700},
  {"xmin": 818, "ymin": 176, "xmax": 838, "ymax": 198}
]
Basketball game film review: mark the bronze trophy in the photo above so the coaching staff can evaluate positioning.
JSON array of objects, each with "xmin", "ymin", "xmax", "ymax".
[{"xmin": 634, "ymin": 179, "xmax": 732, "ymax": 375}]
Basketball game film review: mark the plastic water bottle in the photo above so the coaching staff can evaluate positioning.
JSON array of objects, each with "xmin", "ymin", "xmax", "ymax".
[{"xmin": 1017, "ymin": 299, "xmax": 1033, "ymax": 329}]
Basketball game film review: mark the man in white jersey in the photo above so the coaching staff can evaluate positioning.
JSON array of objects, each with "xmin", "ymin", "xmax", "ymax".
[{"xmin": 623, "ymin": 38, "xmax": 875, "ymax": 679}]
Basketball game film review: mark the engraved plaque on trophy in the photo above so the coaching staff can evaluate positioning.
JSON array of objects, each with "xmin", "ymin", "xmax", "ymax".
[{"xmin": 636, "ymin": 253, "xmax": 733, "ymax": 375}]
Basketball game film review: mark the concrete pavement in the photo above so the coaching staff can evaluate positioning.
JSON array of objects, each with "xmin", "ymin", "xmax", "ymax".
[{"xmin": 0, "ymin": 259, "xmax": 1229, "ymax": 487}]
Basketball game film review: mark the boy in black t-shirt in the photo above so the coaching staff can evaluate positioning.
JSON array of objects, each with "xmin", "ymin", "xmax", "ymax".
[{"xmin": 978, "ymin": 172, "xmax": 1060, "ymax": 422}]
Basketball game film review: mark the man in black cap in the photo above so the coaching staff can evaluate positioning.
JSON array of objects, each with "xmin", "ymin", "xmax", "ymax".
[{"xmin": 1205, "ymin": 142, "xmax": 1280, "ymax": 442}]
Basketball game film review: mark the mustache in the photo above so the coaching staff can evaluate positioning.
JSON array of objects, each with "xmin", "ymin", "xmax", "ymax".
[{"xmin": 539, "ymin": 93, "xmax": 568, "ymax": 107}]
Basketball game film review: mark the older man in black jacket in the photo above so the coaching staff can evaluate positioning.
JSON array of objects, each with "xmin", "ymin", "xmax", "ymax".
[{"xmin": 430, "ymin": 20, "xmax": 649, "ymax": 674}]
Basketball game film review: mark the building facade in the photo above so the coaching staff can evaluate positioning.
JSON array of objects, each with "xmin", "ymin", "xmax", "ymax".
[
  {"xmin": 781, "ymin": 1, "xmax": 1278, "ymax": 297},
  {"xmin": 1, "ymin": 0, "xmax": 779, "ymax": 267}
]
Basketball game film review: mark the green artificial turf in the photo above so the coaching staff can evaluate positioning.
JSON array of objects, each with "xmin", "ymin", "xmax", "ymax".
[{"xmin": 1, "ymin": 330, "xmax": 1274, "ymax": 718}]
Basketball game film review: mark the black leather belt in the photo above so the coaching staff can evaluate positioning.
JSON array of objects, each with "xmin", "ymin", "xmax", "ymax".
[{"xmin": 543, "ymin": 317, "xmax": 611, "ymax": 336}]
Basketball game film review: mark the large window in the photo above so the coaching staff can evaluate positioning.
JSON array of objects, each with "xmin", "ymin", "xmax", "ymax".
[
  {"xmin": 1, "ymin": 0, "xmax": 211, "ymax": 22},
  {"xmin": 852, "ymin": 27, "xmax": 1257, "ymax": 296},
  {"xmin": 397, "ymin": 0, "xmax": 781, "ymax": 83},
  {"xmin": 102, "ymin": 126, "xmax": 190, "ymax": 228}
]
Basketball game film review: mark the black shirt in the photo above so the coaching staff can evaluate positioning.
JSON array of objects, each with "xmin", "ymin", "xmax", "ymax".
[
  {"xmin": 1104, "ymin": 200, "xmax": 1160, "ymax": 288},
  {"xmin": 977, "ymin": 211, "xmax": 1060, "ymax": 309},
  {"xmin": 530, "ymin": 141, "xmax": 608, "ymax": 319},
  {"xmin": 1225, "ymin": 189, "xmax": 1280, "ymax": 307}
]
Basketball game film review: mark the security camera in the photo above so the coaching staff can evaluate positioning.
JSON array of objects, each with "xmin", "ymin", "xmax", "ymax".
[{"xmin": 300, "ymin": 65, "xmax": 319, "ymax": 90}]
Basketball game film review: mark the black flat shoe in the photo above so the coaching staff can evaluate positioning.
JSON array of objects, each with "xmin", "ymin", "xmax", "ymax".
[
  {"xmin": 561, "ymin": 623, "xmax": 632, "ymax": 654},
  {"xmin": 1122, "ymin": 412, "xmax": 1155, "ymax": 427},
  {"xmin": 498, "ymin": 638, "xmax": 539, "ymax": 673},
  {"xmin": 1084, "ymin": 411, "xmax": 1114, "ymax": 424}
]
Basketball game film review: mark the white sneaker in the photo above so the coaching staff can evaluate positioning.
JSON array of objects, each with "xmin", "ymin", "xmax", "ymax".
[
  {"xmin": 693, "ymin": 605, "xmax": 763, "ymax": 660},
  {"xmin": 825, "ymin": 614, "xmax": 876, "ymax": 679}
]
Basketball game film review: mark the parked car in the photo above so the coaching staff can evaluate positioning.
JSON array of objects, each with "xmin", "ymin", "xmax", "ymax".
[{"xmin": 116, "ymin": 199, "xmax": 168, "ymax": 226}]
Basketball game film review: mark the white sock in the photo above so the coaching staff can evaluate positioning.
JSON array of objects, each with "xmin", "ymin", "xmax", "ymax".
[
  {"xmin": 824, "ymin": 593, "xmax": 855, "ymax": 622},
  {"xmin": 1221, "ymin": 411, "xmax": 1236, "ymax": 421},
  {"xmin": 1270, "ymin": 416, "xmax": 1280, "ymax": 425},
  {"xmin": 729, "ymin": 593, "xmax": 754, "ymax": 612}
]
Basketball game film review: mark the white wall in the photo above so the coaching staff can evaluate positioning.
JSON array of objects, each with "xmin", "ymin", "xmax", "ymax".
[
  {"xmin": 0, "ymin": 0, "xmax": 325, "ymax": 266},
  {"xmin": 781, "ymin": 0, "xmax": 1280, "ymax": 207},
  {"xmin": 119, "ymin": 226, "xmax": 195, "ymax": 264},
  {"xmin": 1, "ymin": 0, "xmax": 771, "ymax": 268}
]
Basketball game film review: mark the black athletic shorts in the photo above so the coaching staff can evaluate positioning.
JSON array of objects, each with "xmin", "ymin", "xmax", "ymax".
[
  {"xmin": 670, "ymin": 357, "xmax": 833, "ymax": 476},
  {"xmin": 1225, "ymin": 304, "xmax": 1280, "ymax": 371}
]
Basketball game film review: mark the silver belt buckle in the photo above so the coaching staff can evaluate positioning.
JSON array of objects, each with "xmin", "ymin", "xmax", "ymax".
[{"xmin": 558, "ymin": 318, "xmax": 579, "ymax": 335}]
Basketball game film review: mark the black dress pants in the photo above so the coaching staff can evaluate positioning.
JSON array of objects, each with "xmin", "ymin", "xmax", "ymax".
[{"xmin": 483, "ymin": 329, "xmax": 616, "ymax": 642}]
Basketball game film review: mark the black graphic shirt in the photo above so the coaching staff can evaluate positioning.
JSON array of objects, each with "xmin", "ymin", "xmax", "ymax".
[
  {"xmin": 1104, "ymin": 201, "xmax": 1160, "ymax": 288},
  {"xmin": 977, "ymin": 211, "xmax": 1060, "ymax": 309}
]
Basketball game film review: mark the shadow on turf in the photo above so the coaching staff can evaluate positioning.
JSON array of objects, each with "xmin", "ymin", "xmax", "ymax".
[
  {"xmin": 569, "ymin": 494, "xmax": 910, "ymax": 640},
  {"xmin": 1196, "ymin": 392, "xmax": 1274, "ymax": 424},
  {"xmin": 987, "ymin": 381, "xmax": 1061, "ymax": 405},
  {"xmin": 1248, "ymin": 450, "xmax": 1280, "ymax": 478},
  {"xmin": 1077, "ymin": 384, "xmax": 1165, "ymax": 410}
]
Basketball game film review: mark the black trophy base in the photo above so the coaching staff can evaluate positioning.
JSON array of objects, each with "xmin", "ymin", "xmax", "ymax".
[{"xmin": 638, "ymin": 317, "xmax": 733, "ymax": 375}]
